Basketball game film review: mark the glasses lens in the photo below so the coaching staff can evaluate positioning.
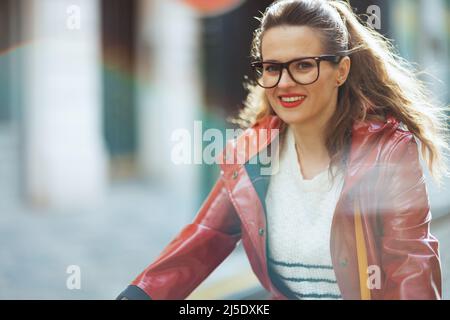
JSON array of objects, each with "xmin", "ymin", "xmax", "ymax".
[
  {"xmin": 288, "ymin": 58, "xmax": 319, "ymax": 85},
  {"xmin": 252, "ymin": 58, "xmax": 320, "ymax": 88},
  {"xmin": 253, "ymin": 63, "xmax": 281, "ymax": 88}
]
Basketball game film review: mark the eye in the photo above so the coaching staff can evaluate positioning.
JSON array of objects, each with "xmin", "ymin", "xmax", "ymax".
[
  {"xmin": 295, "ymin": 61, "xmax": 314, "ymax": 70},
  {"xmin": 264, "ymin": 64, "xmax": 281, "ymax": 73}
]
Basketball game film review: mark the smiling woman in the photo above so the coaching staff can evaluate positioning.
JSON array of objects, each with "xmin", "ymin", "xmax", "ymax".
[
  {"xmin": 118, "ymin": 0, "xmax": 448, "ymax": 300},
  {"xmin": 256, "ymin": 25, "xmax": 351, "ymax": 180}
]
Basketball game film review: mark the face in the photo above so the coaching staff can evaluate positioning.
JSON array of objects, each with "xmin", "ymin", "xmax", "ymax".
[{"xmin": 261, "ymin": 25, "xmax": 350, "ymax": 129}]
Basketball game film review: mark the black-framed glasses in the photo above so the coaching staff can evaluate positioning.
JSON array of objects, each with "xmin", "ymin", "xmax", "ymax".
[{"xmin": 250, "ymin": 55, "xmax": 344, "ymax": 88}]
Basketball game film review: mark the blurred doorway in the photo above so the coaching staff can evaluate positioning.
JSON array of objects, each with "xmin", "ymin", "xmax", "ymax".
[
  {"xmin": 0, "ymin": 0, "xmax": 23, "ymax": 202},
  {"xmin": 0, "ymin": 0, "xmax": 15, "ymax": 124},
  {"xmin": 198, "ymin": 0, "xmax": 273, "ymax": 199},
  {"xmin": 101, "ymin": 0, "xmax": 139, "ymax": 180}
]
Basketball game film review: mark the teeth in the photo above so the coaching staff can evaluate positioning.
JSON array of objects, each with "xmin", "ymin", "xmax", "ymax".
[{"xmin": 280, "ymin": 96, "xmax": 305, "ymax": 102}]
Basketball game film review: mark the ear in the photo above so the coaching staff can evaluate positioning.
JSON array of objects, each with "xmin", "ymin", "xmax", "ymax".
[{"xmin": 336, "ymin": 56, "xmax": 351, "ymax": 87}]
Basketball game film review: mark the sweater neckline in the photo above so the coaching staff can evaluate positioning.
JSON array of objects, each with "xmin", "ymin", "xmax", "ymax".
[{"xmin": 285, "ymin": 127, "xmax": 335, "ymax": 192}]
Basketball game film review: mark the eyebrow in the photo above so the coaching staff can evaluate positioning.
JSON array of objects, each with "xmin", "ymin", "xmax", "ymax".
[{"xmin": 262, "ymin": 56, "xmax": 316, "ymax": 63}]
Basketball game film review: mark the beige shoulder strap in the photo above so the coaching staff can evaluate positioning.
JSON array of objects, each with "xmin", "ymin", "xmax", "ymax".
[{"xmin": 354, "ymin": 198, "xmax": 371, "ymax": 300}]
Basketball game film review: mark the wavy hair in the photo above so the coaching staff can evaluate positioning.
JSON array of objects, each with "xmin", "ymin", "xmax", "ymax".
[{"xmin": 232, "ymin": 0, "xmax": 449, "ymax": 182}]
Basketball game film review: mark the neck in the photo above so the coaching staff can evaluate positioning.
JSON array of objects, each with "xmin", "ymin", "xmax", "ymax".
[
  {"xmin": 292, "ymin": 126, "xmax": 330, "ymax": 180},
  {"xmin": 285, "ymin": 94, "xmax": 339, "ymax": 178},
  {"xmin": 293, "ymin": 95, "xmax": 338, "ymax": 154},
  {"xmin": 291, "ymin": 123, "xmax": 329, "ymax": 161}
]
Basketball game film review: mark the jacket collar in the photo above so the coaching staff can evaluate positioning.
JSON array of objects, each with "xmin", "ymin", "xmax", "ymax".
[{"xmin": 219, "ymin": 113, "xmax": 400, "ymax": 195}]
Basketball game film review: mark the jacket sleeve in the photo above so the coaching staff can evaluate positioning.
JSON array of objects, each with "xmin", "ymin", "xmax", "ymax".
[
  {"xmin": 379, "ymin": 133, "xmax": 442, "ymax": 299},
  {"xmin": 117, "ymin": 175, "xmax": 242, "ymax": 300}
]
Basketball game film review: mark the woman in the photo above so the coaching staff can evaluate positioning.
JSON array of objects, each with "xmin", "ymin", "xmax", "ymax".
[{"xmin": 118, "ymin": 0, "xmax": 448, "ymax": 300}]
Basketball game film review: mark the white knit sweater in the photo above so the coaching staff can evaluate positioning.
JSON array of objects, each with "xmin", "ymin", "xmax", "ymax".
[{"xmin": 265, "ymin": 126, "xmax": 344, "ymax": 300}]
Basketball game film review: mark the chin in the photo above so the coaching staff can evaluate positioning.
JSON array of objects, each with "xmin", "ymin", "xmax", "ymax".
[
  {"xmin": 282, "ymin": 115, "xmax": 310, "ymax": 126},
  {"xmin": 277, "ymin": 113, "xmax": 310, "ymax": 127},
  {"xmin": 272, "ymin": 105, "xmax": 310, "ymax": 125}
]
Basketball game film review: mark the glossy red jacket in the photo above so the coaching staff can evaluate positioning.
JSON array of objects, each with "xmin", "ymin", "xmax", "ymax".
[{"xmin": 120, "ymin": 114, "xmax": 441, "ymax": 300}]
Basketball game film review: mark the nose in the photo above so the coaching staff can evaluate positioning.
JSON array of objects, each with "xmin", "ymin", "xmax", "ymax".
[{"xmin": 277, "ymin": 68, "xmax": 296, "ymax": 88}]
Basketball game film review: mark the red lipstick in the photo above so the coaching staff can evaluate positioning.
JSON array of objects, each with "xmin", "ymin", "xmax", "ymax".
[{"xmin": 278, "ymin": 94, "xmax": 307, "ymax": 109}]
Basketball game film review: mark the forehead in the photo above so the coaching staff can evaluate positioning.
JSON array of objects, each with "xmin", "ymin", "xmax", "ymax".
[{"xmin": 261, "ymin": 25, "xmax": 324, "ymax": 61}]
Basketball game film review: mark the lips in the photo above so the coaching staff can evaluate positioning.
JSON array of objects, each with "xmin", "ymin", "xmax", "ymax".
[{"xmin": 278, "ymin": 94, "xmax": 307, "ymax": 109}]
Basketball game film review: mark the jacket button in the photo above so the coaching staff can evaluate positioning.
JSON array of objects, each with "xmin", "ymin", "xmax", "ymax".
[
  {"xmin": 339, "ymin": 258, "xmax": 348, "ymax": 267},
  {"xmin": 258, "ymin": 228, "xmax": 265, "ymax": 236},
  {"xmin": 232, "ymin": 170, "xmax": 239, "ymax": 179}
]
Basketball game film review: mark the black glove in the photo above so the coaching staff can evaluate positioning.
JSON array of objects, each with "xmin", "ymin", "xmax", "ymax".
[{"xmin": 116, "ymin": 285, "xmax": 152, "ymax": 300}]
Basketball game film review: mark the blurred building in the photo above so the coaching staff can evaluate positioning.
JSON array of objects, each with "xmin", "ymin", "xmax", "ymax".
[
  {"xmin": 0, "ymin": 0, "xmax": 449, "ymax": 299},
  {"xmin": 1, "ymin": 0, "xmax": 448, "ymax": 211},
  {"xmin": 1, "ymin": 0, "xmax": 205, "ymax": 215}
]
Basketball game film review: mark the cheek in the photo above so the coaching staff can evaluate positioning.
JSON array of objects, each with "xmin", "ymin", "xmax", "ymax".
[
  {"xmin": 265, "ymin": 89, "xmax": 278, "ymax": 103},
  {"xmin": 310, "ymin": 75, "xmax": 335, "ymax": 99}
]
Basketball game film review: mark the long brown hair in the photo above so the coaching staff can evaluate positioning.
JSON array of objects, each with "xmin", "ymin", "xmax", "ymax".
[{"xmin": 232, "ymin": 0, "xmax": 449, "ymax": 182}]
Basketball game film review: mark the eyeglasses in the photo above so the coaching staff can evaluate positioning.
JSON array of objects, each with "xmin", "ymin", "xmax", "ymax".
[{"xmin": 250, "ymin": 55, "xmax": 344, "ymax": 88}]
